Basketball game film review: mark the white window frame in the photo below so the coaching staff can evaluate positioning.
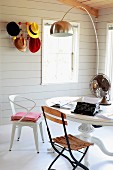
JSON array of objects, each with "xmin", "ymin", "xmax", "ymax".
[
  {"xmin": 105, "ymin": 23, "xmax": 113, "ymax": 99},
  {"xmin": 41, "ymin": 20, "xmax": 80, "ymax": 85}
]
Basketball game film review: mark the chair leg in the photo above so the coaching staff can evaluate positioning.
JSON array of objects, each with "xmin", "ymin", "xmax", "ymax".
[
  {"xmin": 52, "ymin": 145, "xmax": 75, "ymax": 169},
  {"xmin": 53, "ymin": 145, "xmax": 89, "ymax": 170},
  {"xmin": 69, "ymin": 147, "xmax": 89, "ymax": 170},
  {"xmin": 9, "ymin": 124, "xmax": 16, "ymax": 151},
  {"xmin": 39, "ymin": 122, "xmax": 44, "ymax": 142},
  {"xmin": 78, "ymin": 147, "xmax": 89, "ymax": 166},
  {"xmin": 48, "ymin": 147, "xmax": 65, "ymax": 170},
  {"xmin": 33, "ymin": 125, "xmax": 39, "ymax": 153},
  {"xmin": 17, "ymin": 126, "xmax": 22, "ymax": 141}
]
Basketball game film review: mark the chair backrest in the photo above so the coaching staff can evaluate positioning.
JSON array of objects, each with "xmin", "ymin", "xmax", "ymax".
[
  {"xmin": 9, "ymin": 95, "xmax": 18, "ymax": 115},
  {"xmin": 41, "ymin": 106, "xmax": 68, "ymax": 143},
  {"xmin": 41, "ymin": 106, "xmax": 67, "ymax": 125},
  {"xmin": 9, "ymin": 95, "xmax": 36, "ymax": 114}
]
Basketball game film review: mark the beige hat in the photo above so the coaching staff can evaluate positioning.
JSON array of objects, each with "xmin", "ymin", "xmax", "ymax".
[{"xmin": 14, "ymin": 37, "xmax": 26, "ymax": 52}]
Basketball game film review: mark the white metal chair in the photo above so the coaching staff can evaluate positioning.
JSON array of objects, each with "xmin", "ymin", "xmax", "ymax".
[{"xmin": 9, "ymin": 95, "xmax": 44, "ymax": 153}]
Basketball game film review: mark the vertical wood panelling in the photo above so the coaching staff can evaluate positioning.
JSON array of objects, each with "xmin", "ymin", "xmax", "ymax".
[{"xmin": 0, "ymin": 0, "xmax": 97, "ymax": 124}]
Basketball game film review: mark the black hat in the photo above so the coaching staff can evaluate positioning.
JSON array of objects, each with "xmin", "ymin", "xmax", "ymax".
[{"xmin": 6, "ymin": 21, "xmax": 21, "ymax": 36}]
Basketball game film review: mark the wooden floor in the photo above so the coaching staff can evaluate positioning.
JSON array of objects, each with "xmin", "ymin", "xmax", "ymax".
[{"xmin": 0, "ymin": 120, "xmax": 113, "ymax": 170}]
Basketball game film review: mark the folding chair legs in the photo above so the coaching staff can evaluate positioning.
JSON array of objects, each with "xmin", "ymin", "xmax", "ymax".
[
  {"xmin": 48, "ymin": 148, "xmax": 78, "ymax": 170},
  {"xmin": 48, "ymin": 148, "xmax": 65, "ymax": 170},
  {"xmin": 48, "ymin": 145, "xmax": 89, "ymax": 170},
  {"xmin": 48, "ymin": 146, "xmax": 78, "ymax": 170},
  {"xmin": 73, "ymin": 147, "xmax": 89, "ymax": 170},
  {"xmin": 53, "ymin": 146, "xmax": 76, "ymax": 167},
  {"xmin": 9, "ymin": 124, "xmax": 16, "ymax": 151},
  {"xmin": 69, "ymin": 147, "xmax": 89, "ymax": 170}
]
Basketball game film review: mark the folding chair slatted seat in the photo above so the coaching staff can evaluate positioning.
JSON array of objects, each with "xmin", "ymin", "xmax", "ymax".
[
  {"xmin": 53, "ymin": 134, "xmax": 92, "ymax": 150},
  {"xmin": 42, "ymin": 106, "xmax": 93, "ymax": 170}
]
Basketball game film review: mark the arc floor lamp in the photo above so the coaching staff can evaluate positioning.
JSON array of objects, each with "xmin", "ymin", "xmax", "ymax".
[{"xmin": 50, "ymin": 5, "xmax": 100, "ymax": 75}]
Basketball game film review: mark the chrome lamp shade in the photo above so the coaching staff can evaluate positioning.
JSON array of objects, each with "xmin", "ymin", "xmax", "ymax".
[{"xmin": 50, "ymin": 21, "xmax": 73, "ymax": 37}]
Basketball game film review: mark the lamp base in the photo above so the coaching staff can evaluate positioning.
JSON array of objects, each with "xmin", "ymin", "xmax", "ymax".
[{"xmin": 100, "ymin": 96, "xmax": 111, "ymax": 106}]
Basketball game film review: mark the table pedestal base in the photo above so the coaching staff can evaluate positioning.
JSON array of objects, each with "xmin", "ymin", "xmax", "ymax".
[{"xmin": 77, "ymin": 123, "xmax": 113, "ymax": 156}]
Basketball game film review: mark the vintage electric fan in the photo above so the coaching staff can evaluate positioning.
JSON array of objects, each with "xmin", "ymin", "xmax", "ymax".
[{"xmin": 90, "ymin": 73, "xmax": 111, "ymax": 105}]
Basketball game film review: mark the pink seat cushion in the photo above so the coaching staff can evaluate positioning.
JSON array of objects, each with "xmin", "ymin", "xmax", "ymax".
[{"xmin": 11, "ymin": 112, "xmax": 41, "ymax": 122}]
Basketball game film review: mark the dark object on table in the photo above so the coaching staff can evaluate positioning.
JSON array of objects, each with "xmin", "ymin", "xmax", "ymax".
[
  {"xmin": 72, "ymin": 102, "xmax": 102, "ymax": 128},
  {"xmin": 72, "ymin": 102, "xmax": 97, "ymax": 116},
  {"xmin": 51, "ymin": 104, "xmax": 60, "ymax": 108}
]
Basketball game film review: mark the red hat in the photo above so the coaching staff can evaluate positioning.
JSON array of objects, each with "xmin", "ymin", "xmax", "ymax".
[{"xmin": 29, "ymin": 37, "xmax": 41, "ymax": 53}]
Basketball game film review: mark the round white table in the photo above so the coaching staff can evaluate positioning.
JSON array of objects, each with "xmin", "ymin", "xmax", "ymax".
[{"xmin": 46, "ymin": 96, "xmax": 113, "ymax": 156}]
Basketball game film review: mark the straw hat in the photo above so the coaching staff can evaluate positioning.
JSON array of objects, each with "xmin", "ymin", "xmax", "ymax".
[
  {"xmin": 27, "ymin": 22, "xmax": 40, "ymax": 38},
  {"xmin": 6, "ymin": 21, "xmax": 21, "ymax": 36},
  {"xmin": 29, "ymin": 37, "xmax": 41, "ymax": 53},
  {"xmin": 14, "ymin": 37, "xmax": 27, "ymax": 52}
]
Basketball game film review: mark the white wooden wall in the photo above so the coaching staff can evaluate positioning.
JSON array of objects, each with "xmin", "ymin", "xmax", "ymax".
[{"xmin": 0, "ymin": 0, "xmax": 97, "ymax": 125}]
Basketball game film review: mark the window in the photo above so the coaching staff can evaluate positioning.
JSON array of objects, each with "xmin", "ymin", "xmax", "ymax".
[
  {"xmin": 105, "ymin": 24, "xmax": 113, "ymax": 99},
  {"xmin": 41, "ymin": 20, "xmax": 80, "ymax": 85}
]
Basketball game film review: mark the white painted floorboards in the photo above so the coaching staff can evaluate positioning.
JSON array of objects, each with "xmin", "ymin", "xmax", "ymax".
[{"xmin": 0, "ymin": 120, "xmax": 113, "ymax": 170}]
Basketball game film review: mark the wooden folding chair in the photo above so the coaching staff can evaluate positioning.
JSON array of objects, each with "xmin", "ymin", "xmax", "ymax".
[{"xmin": 42, "ymin": 106, "xmax": 93, "ymax": 170}]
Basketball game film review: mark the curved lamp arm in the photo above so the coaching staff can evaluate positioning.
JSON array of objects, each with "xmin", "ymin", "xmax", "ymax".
[{"xmin": 78, "ymin": 6, "xmax": 99, "ymax": 75}]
